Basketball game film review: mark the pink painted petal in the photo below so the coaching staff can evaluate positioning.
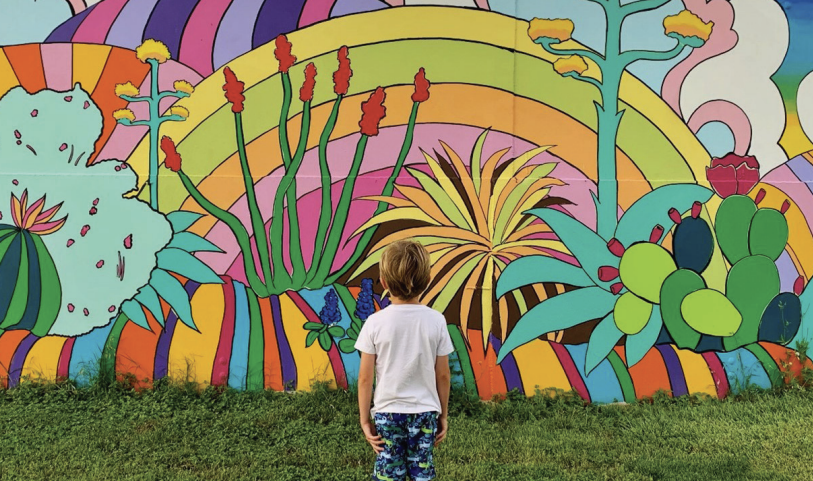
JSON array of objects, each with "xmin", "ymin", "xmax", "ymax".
[
  {"xmin": 35, "ymin": 203, "xmax": 63, "ymax": 223},
  {"xmin": 22, "ymin": 196, "xmax": 45, "ymax": 229},
  {"xmin": 706, "ymin": 165, "xmax": 737, "ymax": 199},
  {"xmin": 735, "ymin": 162, "xmax": 760, "ymax": 196},
  {"xmin": 28, "ymin": 217, "xmax": 67, "ymax": 235}
]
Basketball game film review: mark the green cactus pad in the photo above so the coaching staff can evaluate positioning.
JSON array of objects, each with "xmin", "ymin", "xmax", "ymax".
[
  {"xmin": 680, "ymin": 288, "xmax": 742, "ymax": 337},
  {"xmin": 723, "ymin": 255, "xmax": 780, "ymax": 351},
  {"xmin": 660, "ymin": 269, "xmax": 706, "ymax": 350},
  {"xmin": 619, "ymin": 243, "xmax": 677, "ymax": 303},
  {"xmin": 748, "ymin": 208, "xmax": 788, "ymax": 261},
  {"xmin": 715, "ymin": 195, "xmax": 757, "ymax": 265},
  {"xmin": 613, "ymin": 292, "xmax": 652, "ymax": 335}
]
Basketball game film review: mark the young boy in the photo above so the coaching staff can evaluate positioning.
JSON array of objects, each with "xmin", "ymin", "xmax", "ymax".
[{"xmin": 355, "ymin": 239, "xmax": 454, "ymax": 481}]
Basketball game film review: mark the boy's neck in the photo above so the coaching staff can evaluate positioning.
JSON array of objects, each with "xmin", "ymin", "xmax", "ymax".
[{"xmin": 389, "ymin": 296, "xmax": 422, "ymax": 305}]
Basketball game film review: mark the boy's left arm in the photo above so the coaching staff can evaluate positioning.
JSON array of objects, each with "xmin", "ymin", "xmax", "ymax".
[{"xmin": 358, "ymin": 352, "xmax": 384, "ymax": 453}]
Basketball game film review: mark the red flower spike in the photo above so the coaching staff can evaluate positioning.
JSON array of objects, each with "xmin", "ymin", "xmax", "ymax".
[
  {"xmin": 754, "ymin": 188, "xmax": 766, "ymax": 205},
  {"xmin": 691, "ymin": 201, "xmax": 702, "ymax": 219},
  {"xmin": 610, "ymin": 283, "xmax": 624, "ymax": 295},
  {"xmin": 781, "ymin": 200, "xmax": 791, "ymax": 214},
  {"xmin": 794, "ymin": 276, "xmax": 805, "ymax": 296},
  {"xmin": 160, "ymin": 136, "xmax": 182, "ymax": 172},
  {"xmin": 223, "ymin": 67, "xmax": 245, "ymax": 113},
  {"xmin": 706, "ymin": 153, "xmax": 760, "ymax": 199},
  {"xmin": 274, "ymin": 34, "xmax": 296, "ymax": 73},
  {"xmin": 598, "ymin": 266, "xmax": 619, "ymax": 282},
  {"xmin": 333, "ymin": 46, "xmax": 352, "ymax": 95},
  {"xmin": 607, "ymin": 238, "xmax": 625, "ymax": 257},
  {"xmin": 300, "ymin": 63, "xmax": 317, "ymax": 102},
  {"xmin": 668, "ymin": 207, "xmax": 682, "ymax": 225},
  {"xmin": 359, "ymin": 87, "xmax": 387, "ymax": 136},
  {"xmin": 649, "ymin": 225, "xmax": 664, "ymax": 243},
  {"xmin": 412, "ymin": 67, "xmax": 430, "ymax": 103}
]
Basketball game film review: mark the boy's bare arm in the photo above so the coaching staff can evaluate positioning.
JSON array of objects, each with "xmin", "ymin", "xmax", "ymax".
[
  {"xmin": 358, "ymin": 353, "xmax": 384, "ymax": 453},
  {"xmin": 435, "ymin": 355, "xmax": 451, "ymax": 445}
]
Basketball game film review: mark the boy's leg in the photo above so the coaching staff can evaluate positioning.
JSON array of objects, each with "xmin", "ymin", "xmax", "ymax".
[
  {"xmin": 405, "ymin": 412, "xmax": 439, "ymax": 481},
  {"xmin": 373, "ymin": 413, "xmax": 409, "ymax": 481}
]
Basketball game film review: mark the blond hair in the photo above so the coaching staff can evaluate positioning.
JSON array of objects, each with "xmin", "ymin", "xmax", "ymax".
[{"xmin": 380, "ymin": 239, "xmax": 431, "ymax": 300}]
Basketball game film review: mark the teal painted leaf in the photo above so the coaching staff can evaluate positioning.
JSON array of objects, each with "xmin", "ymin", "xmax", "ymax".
[
  {"xmin": 524, "ymin": 208, "xmax": 617, "ymax": 291},
  {"xmin": 497, "ymin": 287, "xmax": 616, "ymax": 363},
  {"xmin": 303, "ymin": 322, "xmax": 324, "ymax": 331},
  {"xmin": 166, "ymin": 232, "xmax": 224, "ymax": 254},
  {"xmin": 585, "ymin": 313, "xmax": 624, "ymax": 375},
  {"xmin": 328, "ymin": 326, "xmax": 346, "ymax": 337},
  {"xmin": 166, "ymin": 211, "xmax": 205, "ymax": 233},
  {"xmin": 149, "ymin": 270, "xmax": 196, "ymax": 330},
  {"xmin": 625, "ymin": 305, "xmax": 663, "ymax": 368},
  {"xmin": 338, "ymin": 338, "xmax": 357, "ymax": 354},
  {"xmin": 121, "ymin": 300, "xmax": 150, "ymax": 331},
  {"xmin": 306, "ymin": 330, "xmax": 319, "ymax": 347},
  {"xmin": 318, "ymin": 331, "xmax": 332, "ymax": 351},
  {"xmin": 616, "ymin": 184, "xmax": 713, "ymax": 246},
  {"xmin": 157, "ymin": 248, "xmax": 223, "ymax": 285},
  {"xmin": 496, "ymin": 255, "xmax": 594, "ymax": 299},
  {"xmin": 135, "ymin": 285, "xmax": 164, "ymax": 327}
]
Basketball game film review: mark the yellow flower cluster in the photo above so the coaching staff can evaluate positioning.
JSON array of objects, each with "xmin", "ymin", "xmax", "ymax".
[
  {"xmin": 554, "ymin": 55, "xmax": 588, "ymax": 76},
  {"xmin": 169, "ymin": 106, "xmax": 189, "ymax": 119},
  {"xmin": 136, "ymin": 39, "xmax": 171, "ymax": 64},
  {"xmin": 114, "ymin": 82, "xmax": 139, "ymax": 98},
  {"xmin": 528, "ymin": 18, "xmax": 575, "ymax": 42},
  {"xmin": 113, "ymin": 109, "xmax": 136, "ymax": 122},
  {"xmin": 173, "ymin": 80, "xmax": 195, "ymax": 95},
  {"xmin": 664, "ymin": 10, "xmax": 713, "ymax": 42}
]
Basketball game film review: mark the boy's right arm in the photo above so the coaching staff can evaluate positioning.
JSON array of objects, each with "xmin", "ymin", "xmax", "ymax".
[{"xmin": 434, "ymin": 355, "xmax": 451, "ymax": 446}]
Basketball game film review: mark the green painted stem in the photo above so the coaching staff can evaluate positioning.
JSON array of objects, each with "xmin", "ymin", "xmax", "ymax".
[
  {"xmin": 178, "ymin": 170, "xmax": 268, "ymax": 297},
  {"xmin": 147, "ymin": 59, "xmax": 160, "ymax": 210},
  {"xmin": 287, "ymin": 101, "xmax": 312, "ymax": 288},
  {"xmin": 447, "ymin": 324, "xmax": 478, "ymax": 397},
  {"xmin": 270, "ymin": 73, "xmax": 295, "ymax": 289},
  {"xmin": 306, "ymin": 96, "xmax": 343, "ymax": 284},
  {"xmin": 234, "ymin": 112, "xmax": 275, "ymax": 293},
  {"xmin": 315, "ymin": 135, "xmax": 370, "ymax": 283},
  {"xmin": 324, "ymin": 101, "xmax": 420, "ymax": 285}
]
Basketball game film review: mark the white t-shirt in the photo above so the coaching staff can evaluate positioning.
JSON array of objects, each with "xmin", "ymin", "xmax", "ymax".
[{"xmin": 355, "ymin": 304, "xmax": 455, "ymax": 414}]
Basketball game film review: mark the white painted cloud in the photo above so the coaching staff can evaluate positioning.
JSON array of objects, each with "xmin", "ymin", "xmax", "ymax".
[
  {"xmin": 798, "ymin": 71, "xmax": 813, "ymax": 145},
  {"xmin": 679, "ymin": 0, "xmax": 789, "ymax": 174}
]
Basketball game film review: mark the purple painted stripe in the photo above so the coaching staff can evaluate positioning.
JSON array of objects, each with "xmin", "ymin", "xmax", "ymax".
[
  {"xmin": 153, "ymin": 281, "xmax": 201, "ymax": 379},
  {"xmin": 270, "ymin": 295, "xmax": 296, "ymax": 390},
  {"xmin": 212, "ymin": 0, "xmax": 266, "ymax": 70},
  {"xmin": 45, "ymin": 7, "xmax": 94, "ymax": 43},
  {"xmin": 489, "ymin": 335, "xmax": 523, "ymax": 394},
  {"xmin": 8, "ymin": 334, "xmax": 38, "ymax": 388},
  {"xmin": 656, "ymin": 345, "xmax": 688, "ymax": 397},
  {"xmin": 106, "ymin": 0, "xmax": 161, "ymax": 49},
  {"xmin": 143, "ymin": 0, "xmax": 199, "ymax": 61},
  {"xmin": 252, "ymin": 0, "xmax": 307, "ymax": 49}
]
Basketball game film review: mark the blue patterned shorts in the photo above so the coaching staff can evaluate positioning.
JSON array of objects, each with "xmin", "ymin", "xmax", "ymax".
[{"xmin": 372, "ymin": 411, "xmax": 438, "ymax": 481}]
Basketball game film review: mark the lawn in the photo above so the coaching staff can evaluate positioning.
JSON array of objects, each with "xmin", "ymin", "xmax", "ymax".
[{"xmin": 1, "ymin": 381, "xmax": 812, "ymax": 481}]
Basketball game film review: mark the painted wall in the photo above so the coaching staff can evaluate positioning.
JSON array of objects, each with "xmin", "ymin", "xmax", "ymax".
[{"xmin": 1, "ymin": 0, "xmax": 813, "ymax": 403}]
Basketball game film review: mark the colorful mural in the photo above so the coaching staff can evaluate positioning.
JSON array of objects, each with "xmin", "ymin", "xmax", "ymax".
[{"xmin": 1, "ymin": 0, "xmax": 813, "ymax": 403}]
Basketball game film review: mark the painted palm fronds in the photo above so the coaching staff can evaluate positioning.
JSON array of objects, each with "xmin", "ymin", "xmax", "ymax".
[{"xmin": 350, "ymin": 129, "xmax": 570, "ymax": 345}]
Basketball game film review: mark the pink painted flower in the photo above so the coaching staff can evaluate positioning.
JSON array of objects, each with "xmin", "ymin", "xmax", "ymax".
[
  {"xmin": 10, "ymin": 190, "xmax": 67, "ymax": 235},
  {"xmin": 706, "ymin": 153, "xmax": 759, "ymax": 198}
]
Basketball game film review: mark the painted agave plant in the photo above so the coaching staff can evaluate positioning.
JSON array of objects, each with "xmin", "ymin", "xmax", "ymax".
[{"xmin": 350, "ymin": 129, "xmax": 571, "ymax": 345}]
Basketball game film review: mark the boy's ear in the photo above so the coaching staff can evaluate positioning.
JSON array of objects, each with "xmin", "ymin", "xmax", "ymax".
[{"xmin": 379, "ymin": 277, "xmax": 388, "ymax": 291}]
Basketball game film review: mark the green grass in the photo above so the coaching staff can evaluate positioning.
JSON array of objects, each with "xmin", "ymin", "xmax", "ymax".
[{"xmin": 1, "ymin": 380, "xmax": 813, "ymax": 481}]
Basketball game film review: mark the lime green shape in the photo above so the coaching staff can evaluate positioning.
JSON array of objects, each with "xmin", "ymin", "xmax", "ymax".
[
  {"xmin": 715, "ymin": 195, "xmax": 757, "ymax": 265},
  {"xmin": 723, "ymin": 255, "xmax": 780, "ymax": 351},
  {"xmin": 619, "ymin": 243, "xmax": 676, "ymax": 303},
  {"xmin": 680, "ymin": 289, "xmax": 741, "ymax": 337},
  {"xmin": 613, "ymin": 292, "xmax": 652, "ymax": 335},
  {"xmin": 748, "ymin": 208, "xmax": 788, "ymax": 261},
  {"xmin": 660, "ymin": 269, "xmax": 706, "ymax": 350}
]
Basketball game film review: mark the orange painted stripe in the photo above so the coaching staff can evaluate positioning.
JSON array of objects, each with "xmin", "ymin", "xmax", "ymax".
[
  {"xmin": 87, "ymin": 47, "xmax": 150, "ymax": 164},
  {"xmin": 116, "ymin": 305, "xmax": 164, "ymax": 389},
  {"xmin": 628, "ymin": 347, "xmax": 671, "ymax": 398},
  {"xmin": 4, "ymin": 45, "xmax": 46, "ymax": 93},
  {"xmin": 759, "ymin": 342, "xmax": 813, "ymax": 384},
  {"xmin": 466, "ymin": 331, "xmax": 507, "ymax": 399},
  {"xmin": 0, "ymin": 331, "xmax": 30, "ymax": 388},
  {"xmin": 258, "ymin": 297, "xmax": 283, "ymax": 391}
]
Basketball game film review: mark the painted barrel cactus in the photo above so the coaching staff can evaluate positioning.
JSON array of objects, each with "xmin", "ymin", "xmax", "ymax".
[{"xmin": 0, "ymin": 190, "xmax": 66, "ymax": 337}]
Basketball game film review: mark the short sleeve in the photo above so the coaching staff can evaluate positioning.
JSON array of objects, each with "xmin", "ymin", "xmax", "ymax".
[
  {"xmin": 437, "ymin": 318, "xmax": 455, "ymax": 357},
  {"xmin": 354, "ymin": 320, "xmax": 376, "ymax": 354}
]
